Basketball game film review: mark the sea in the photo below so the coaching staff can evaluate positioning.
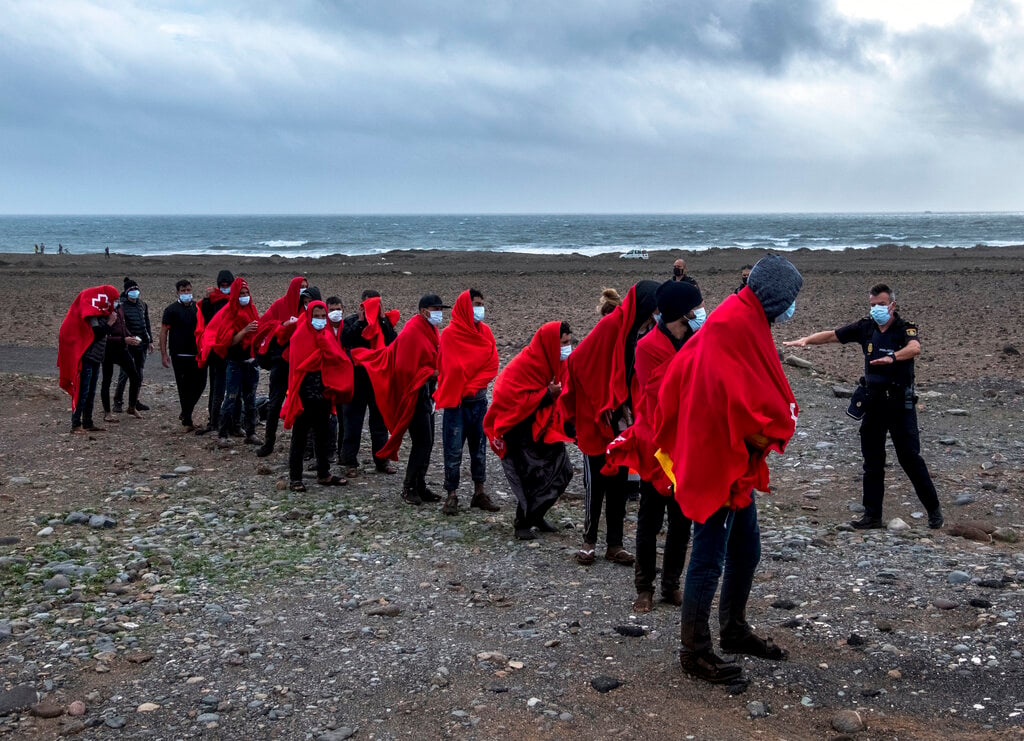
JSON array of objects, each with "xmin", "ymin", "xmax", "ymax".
[{"xmin": 1, "ymin": 213, "xmax": 1021, "ymax": 258}]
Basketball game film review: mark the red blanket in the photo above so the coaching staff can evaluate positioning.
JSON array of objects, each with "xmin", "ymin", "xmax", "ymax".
[
  {"xmin": 435, "ymin": 291, "xmax": 499, "ymax": 409},
  {"xmin": 57, "ymin": 284, "xmax": 120, "ymax": 410},
  {"xmin": 605, "ymin": 327, "xmax": 677, "ymax": 493},
  {"xmin": 360, "ymin": 296, "xmax": 400, "ymax": 351},
  {"xmin": 653, "ymin": 287, "xmax": 798, "ymax": 524},
  {"xmin": 254, "ymin": 275, "xmax": 305, "ymax": 359},
  {"xmin": 557, "ymin": 284, "xmax": 641, "ymax": 455},
  {"xmin": 352, "ymin": 313, "xmax": 439, "ymax": 460},
  {"xmin": 281, "ymin": 301, "xmax": 355, "ymax": 428},
  {"xmin": 483, "ymin": 321, "xmax": 569, "ymax": 458},
  {"xmin": 197, "ymin": 277, "xmax": 259, "ymax": 366}
]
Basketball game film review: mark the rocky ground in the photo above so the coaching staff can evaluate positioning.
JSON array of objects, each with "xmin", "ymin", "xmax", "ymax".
[{"xmin": 1, "ymin": 247, "xmax": 1023, "ymax": 739}]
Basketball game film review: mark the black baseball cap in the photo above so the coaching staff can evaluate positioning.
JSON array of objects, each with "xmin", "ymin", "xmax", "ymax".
[{"xmin": 418, "ymin": 293, "xmax": 449, "ymax": 310}]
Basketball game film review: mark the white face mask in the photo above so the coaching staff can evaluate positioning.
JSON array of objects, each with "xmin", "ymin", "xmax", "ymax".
[
  {"xmin": 428, "ymin": 310, "xmax": 443, "ymax": 326},
  {"xmin": 687, "ymin": 307, "xmax": 707, "ymax": 332},
  {"xmin": 560, "ymin": 344, "xmax": 572, "ymax": 360},
  {"xmin": 220, "ymin": 286, "xmax": 232, "ymax": 295},
  {"xmin": 238, "ymin": 295, "xmax": 251, "ymax": 306},
  {"xmin": 328, "ymin": 310, "xmax": 344, "ymax": 324},
  {"xmin": 473, "ymin": 306, "xmax": 486, "ymax": 322},
  {"xmin": 179, "ymin": 293, "xmax": 193, "ymax": 304},
  {"xmin": 310, "ymin": 317, "xmax": 328, "ymax": 331}
]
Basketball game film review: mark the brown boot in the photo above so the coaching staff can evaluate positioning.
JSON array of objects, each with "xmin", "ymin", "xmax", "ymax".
[
  {"xmin": 470, "ymin": 482, "xmax": 500, "ymax": 512},
  {"xmin": 442, "ymin": 493, "xmax": 459, "ymax": 516}
]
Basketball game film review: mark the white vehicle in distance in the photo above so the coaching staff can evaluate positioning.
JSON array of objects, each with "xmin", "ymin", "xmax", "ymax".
[{"xmin": 619, "ymin": 248, "xmax": 650, "ymax": 260}]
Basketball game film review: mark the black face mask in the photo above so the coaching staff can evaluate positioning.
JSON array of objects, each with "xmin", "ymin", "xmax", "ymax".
[
  {"xmin": 741, "ymin": 277, "xmax": 748, "ymax": 286},
  {"xmin": 673, "ymin": 267, "xmax": 684, "ymax": 277}
]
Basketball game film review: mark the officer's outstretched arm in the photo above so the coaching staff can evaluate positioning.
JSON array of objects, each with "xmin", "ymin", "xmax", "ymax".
[{"xmin": 783, "ymin": 330, "xmax": 837, "ymax": 348}]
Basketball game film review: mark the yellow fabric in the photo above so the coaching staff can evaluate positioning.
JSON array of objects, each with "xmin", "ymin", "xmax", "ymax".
[{"xmin": 654, "ymin": 448, "xmax": 676, "ymax": 486}]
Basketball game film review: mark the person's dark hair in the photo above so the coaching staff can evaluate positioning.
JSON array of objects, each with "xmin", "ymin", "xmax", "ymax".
[
  {"xmin": 870, "ymin": 283, "xmax": 894, "ymax": 300},
  {"xmin": 326, "ymin": 295, "xmax": 343, "ymax": 307},
  {"xmin": 361, "ymin": 289, "xmax": 381, "ymax": 301},
  {"xmin": 560, "ymin": 322, "xmax": 571, "ymax": 336},
  {"xmin": 469, "ymin": 288, "xmax": 483, "ymax": 301},
  {"xmin": 741, "ymin": 264, "xmax": 753, "ymax": 270},
  {"xmin": 175, "ymin": 279, "xmax": 192, "ymax": 292}
]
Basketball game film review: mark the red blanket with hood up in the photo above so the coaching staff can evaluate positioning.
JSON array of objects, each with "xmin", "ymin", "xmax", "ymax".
[
  {"xmin": 281, "ymin": 300, "xmax": 354, "ymax": 428},
  {"xmin": 254, "ymin": 275, "xmax": 306, "ymax": 359},
  {"xmin": 197, "ymin": 277, "xmax": 259, "ymax": 366},
  {"xmin": 434, "ymin": 291, "xmax": 499, "ymax": 409},
  {"xmin": 57, "ymin": 284, "xmax": 121, "ymax": 410}
]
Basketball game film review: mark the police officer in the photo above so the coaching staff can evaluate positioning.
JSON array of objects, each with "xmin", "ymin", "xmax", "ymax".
[{"xmin": 784, "ymin": 283, "xmax": 943, "ymax": 530}]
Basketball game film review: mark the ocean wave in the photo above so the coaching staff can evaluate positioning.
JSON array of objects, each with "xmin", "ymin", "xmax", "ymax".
[{"xmin": 258, "ymin": 240, "xmax": 309, "ymax": 248}]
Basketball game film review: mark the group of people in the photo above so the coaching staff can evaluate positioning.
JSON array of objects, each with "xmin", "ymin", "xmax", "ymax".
[{"xmin": 57, "ymin": 254, "xmax": 942, "ymax": 686}]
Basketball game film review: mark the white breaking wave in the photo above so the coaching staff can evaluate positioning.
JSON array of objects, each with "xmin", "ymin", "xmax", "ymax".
[{"xmin": 259, "ymin": 240, "xmax": 308, "ymax": 248}]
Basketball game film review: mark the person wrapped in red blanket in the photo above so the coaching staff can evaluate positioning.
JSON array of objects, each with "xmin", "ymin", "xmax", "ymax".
[
  {"xmin": 352, "ymin": 294, "xmax": 444, "ymax": 506},
  {"xmin": 484, "ymin": 321, "xmax": 574, "ymax": 539},
  {"xmin": 58, "ymin": 284, "xmax": 120, "ymax": 433},
  {"xmin": 198, "ymin": 277, "xmax": 263, "ymax": 446},
  {"xmin": 653, "ymin": 254, "xmax": 801, "ymax": 685},
  {"xmin": 194, "ymin": 269, "xmax": 235, "ymax": 434},
  {"xmin": 606, "ymin": 280, "xmax": 703, "ymax": 612},
  {"xmin": 281, "ymin": 299, "xmax": 353, "ymax": 491},
  {"xmin": 253, "ymin": 275, "xmax": 309, "ymax": 457},
  {"xmin": 557, "ymin": 280, "xmax": 659, "ymax": 566},
  {"xmin": 435, "ymin": 289, "xmax": 501, "ymax": 515}
]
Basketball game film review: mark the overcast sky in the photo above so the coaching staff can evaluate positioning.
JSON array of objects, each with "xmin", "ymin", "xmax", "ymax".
[{"xmin": 2, "ymin": 0, "xmax": 1022, "ymax": 214}]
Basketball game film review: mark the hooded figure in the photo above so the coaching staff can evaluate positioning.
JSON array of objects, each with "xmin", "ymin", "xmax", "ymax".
[
  {"xmin": 58, "ymin": 285, "xmax": 120, "ymax": 430},
  {"xmin": 198, "ymin": 277, "xmax": 259, "ymax": 366}
]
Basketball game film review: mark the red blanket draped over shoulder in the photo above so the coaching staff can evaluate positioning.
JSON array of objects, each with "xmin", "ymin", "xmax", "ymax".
[
  {"xmin": 254, "ymin": 275, "xmax": 305, "ymax": 359},
  {"xmin": 361, "ymin": 297, "xmax": 400, "ymax": 351},
  {"xmin": 351, "ymin": 313, "xmax": 439, "ymax": 461},
  {"xmin": 557, "ymin": 284, "xmax": 640, "ymax": 456},
  {"xmin": 281, "ymin": 301, "xmax": 355, "ymax": 429},
  {"xmin": 57, "ymin": 284, "xmax": 120, "ymax": 410},
  {"xmin": 434, "ymin": 291, "xmax": 499, "ymax": 409},
  {"xmin": 605, "ymin": 327, "xmax": 677, "ymax": 493},
  {"xmin": 653, "ymin": 287, "xmax": 798, "ymax": 524},
  {"xmin": 197, "ymin": 277, "xmax": 259, "ymax": 367},
  {"xmin": 483, "ymin": 321, "xmax": 569, "ymax": 459}
]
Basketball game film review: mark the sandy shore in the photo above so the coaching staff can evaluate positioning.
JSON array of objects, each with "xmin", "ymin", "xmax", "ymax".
[{"xmin": 2, "ymin": 244, "xmax": 1022, "ymax": 384}]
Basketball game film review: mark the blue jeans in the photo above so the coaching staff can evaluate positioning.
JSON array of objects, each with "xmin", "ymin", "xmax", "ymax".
[
  {"xmin": 441, "ymin": 395, "xmax": 488, "ymax": 492},
  {"xmin": 71, "ymin": 360, "xmax": 100, "ymax": 428},
  {"xmin": 219, "ymin": 359, "xmax": 258, "ymax": 437},
  {"xmin": 680, "ymin": 497, "xmax": 761, "ymax": 655}
]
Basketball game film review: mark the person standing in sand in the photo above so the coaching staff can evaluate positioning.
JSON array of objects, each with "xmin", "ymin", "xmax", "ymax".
[
  {"xmin": 160, "ymin": 279, "xmax": 206, "ymax": 433},
  {"xmin": 783, "ymin": 283, "xmax": 943, "ymax": 530},
  {"xmin": 655, "ymin": 254, "xmax": 801, "ymax": 684},
  {"xmin": 672, "ymin": 258, "xmax": 698, "ymax": 287},
  {"xmin": 196, "ymin": 270, "xmax": 235, "ymax": 434},
  {"xmin": 435, "ymin": 289, "xmax": 501, "ymax": 516},
  {"xmin": 114, "ymin": 277, "xmax": 153, "ymax": 414},
  {"xmin": 58, "ymin": 285, "xmax": 121, "ymax": 433}
]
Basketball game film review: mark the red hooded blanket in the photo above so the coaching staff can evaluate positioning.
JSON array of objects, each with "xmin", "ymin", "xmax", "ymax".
[
  {"xmin": 280, "ymin": 300, "xmax": 355, "ymax": 429},
  {"xmin": 197, "ymin": 277, "xmax": 259, "ymax": 367},
  {"xmin": 352, "ymin": 313, "xmax": 439, "ymax": 460},
  {"xmin": 57, "ymin": 284, "xmax": 120, "ymax": 410},
  {"xmin": 557, "ymin": 284, "xmax": 642, "ymax": 456},
  {"xmin": 254, "ymin": 275, "xmax": 306, "ymax": 359},
  {"xmin": 483, "ymin": 321, "xmax": 569, "ymax": 458},
  {"xmin": 653, "ymin": 287, "xmax": 798, "ymax": 524},
  {"xmin": 360, "ymin": 296, "xmax": 400, "ymax": 351},
  {"xmin": 434, "ymin": 291, "xmax": 499, "ymax": 409}
]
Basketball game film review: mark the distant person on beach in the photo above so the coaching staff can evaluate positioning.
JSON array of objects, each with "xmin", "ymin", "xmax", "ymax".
[
  {"xmin": 161, "ymin": 279, "xmax": 206, "ymax": 433},
  {"xmin": 40, "ymin": 243, "xmax": 45, "ymax": 254},
  {"xmin": 435, "ymin": 289, "xmax": 501, "ymax": 516},
  {"xmin": 655, "ymin": 254, "xmax": 801, "ymax": 685},
  {"xmin": 340, "ymin": 290, "xmax": 399, "ymax": 476},
  {"xmin": 597, "ymin": 287, "xmax": 621, "ymax": 317},
  {"xmin": 104, "ymin": 247, "xmax": 110, "ymax": 258},
  {"xmin": 58, "ymin": 285, "xmax": 120, "ymax": 433},
  {"xmin": 783, "ymin": 283, "xmax": 943, "ymax": 530},
  {"xmin": 353, "ymin": 294, "xmax": 444, "ymax": 506},
  {"xmin": 484, "ymin": 321, "xmax": 574, "ymax": 540},
  {"xmin": 114, "ymin": 278, "xmax": 153, "ymax": 414},
  {"xmin": 606, "ymin": 280, "xmax": 704, "ymax": 613},
  {"xmin": 101, "ymin": 295, "xmax": 143, "ymax": 421},
  {"xmin": 322, "ymin": 295, "xmax": 346, "ymax": 461},
  {"xmin": 672, "ymin": 258, "xmax": 698, "ymax": 287},
  {"xmin": 58, "ymin": 244, "xmax": 63, "ymax": 255},
  {"xmin": 735, "ymin": 264, "xmax": 753, "ymax": 293},
  {"xmin": 34, "ymin": 244, "xmax": 39, "ymax": 254},
  {"xmin": 281, "ymin": 300, "xmax": 353, "ymax": 491},
  {"xmin": 198, "ymin": 277, "xmax": 262, "ymax": 448},
  {"xmin": 558, "ymin": 280, "xmax": 659, "ymax": 567},
  {"xmin": 197, "ymin": 270, "xmax": 236, "ymax": 434},
  {"xmin": 253, "ymin": 275, "xmax": 309, "ymax": 457}
]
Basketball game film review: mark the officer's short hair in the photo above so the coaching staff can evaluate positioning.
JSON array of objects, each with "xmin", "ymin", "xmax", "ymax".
[{"xmin": 870, "ymin": 283, "xmax": 894, "ymax": 301}]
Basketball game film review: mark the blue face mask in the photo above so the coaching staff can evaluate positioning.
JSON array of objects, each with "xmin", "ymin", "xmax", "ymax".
[
  {"xmin": 238, "ymin": 296, "xmax": 251, "ymax": 306},
  {"xmin": 687, "ymin": 307, "xmax": 707, "ymax": 332},
  {"xmin": 775, "ymin": 300, "xmax": 796, "ymax": 324},
  {"xmin": 179, "ymin": 293, "xmax": 193, "ymax": 304},
  {"xmin": 473, "ymin": 306, "xmax": 485, "ymax": 322},
  {"xmin": 127, "ymin": 289, "xmax": 140, "ymax": 300},
  {"xmin": 870, "ymin": 304, "xmax": 891, "ymax": 325},
  {"xmin": 220, "ymin": 286, "xmax": 232, "ymax": 295},
  {"xmin": 311, "ymin": 317, "xmax": 327, "ymax": 331}
]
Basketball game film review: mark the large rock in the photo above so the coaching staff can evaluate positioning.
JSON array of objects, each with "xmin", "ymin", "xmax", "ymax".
[
  {"xmin": 887, "ymin": 518, "xmax": 910, "ymax": 532},
  {"xmin": 992, "ymin": 527, "xmax": 1019, "ymax": 543},
  {"xmin": 784, "ymin": 355, "xmax": 814, "ymax": 370},
  {"xmin": 0, "ymin": 684, "xmax": 38, "ymax": 716},
  {"xmin": 831, "ymin": 709, "xmax": 865, "ymax": 733}
]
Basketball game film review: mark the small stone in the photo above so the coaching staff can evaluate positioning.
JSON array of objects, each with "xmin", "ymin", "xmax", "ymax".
[
  {"xmin": 367, "ymin": 604, "xmax": 402, "ymax": 617},
  {"xmin": 969, "ymin": 598, "xmax": 993, "ymax": 609},
  {"xmin": 527, "ymin": 697, "xmax": 541, "ymax": 707},
  {"xmin": 947, "ymin": 570, "xmax": 971, "ymax": 585},
  {"xmin": 0, "ymin": 684, "xmax": 38, "ymax": 716},
  {"xmin": 43, "ymin": 574, "xmax": 71, "ymax": 591},
  {"xmin": 953, "ymin": 493, "xmax": 976, "ymax": 506},
  {"xmin": 887, "ymin": 518, "xmax": 910, "ymax": 531},
  {"xmin": 946, "ymin": 409, "xmax": 969, "ymax": 416},
  {"xmin": 847, "ymin": 633, "xmax": 865, "ymax": 647},
  {"xmin": 64, "ymin": 511, "xmax": 90, "ymax": 525},
  {"xmin": 196, "ymin": 712, "xmax": 220, "ymax": 723},
  {"xmin": 938, "ymin": 438, "xmax": 960, "ymax": 446},
  {"xmin": 747, "ymin": 701, "xmax": 768, "ymax": 718},
  {"xmin": 173, "ymin": 465, "xmax": 194, "ymax": 474},
  {"xmin": 831, "ymin": 710, "xmax": 865, "ymax": 733},
  {"xmin": 1002, "ymin": 344, "xmax": 1020, "ymax": 356},
  {"xmin": 137, "ymin": 702, "xmax": 160, "ymax": 712},
  {"xmin": 88, "ymin": 514, "xmax": 117, "ymax": 529},
  {"xmin": 590, "ymin": 676, "xmax": 621, "ymax": 693},
  {"xmin": 992, "ymin": 528, "xmax": 1019, "ymax": 543},
  {"xmin": 887, "ymin": 669, "xmax": 902, "ymax": 679},
  {"xmin": 832, "ymin": 386, "xmax": 855, "ymax": 398},
  {"xmin": 318, "ymin": 729, "xmax": 357, "ymax": 741},
  {"xmin": 67, "ymin": 701, "xmax": 86, "ymax": 716},
  {"xmin": 36, "ymin": 527, "xmax": 54, "ymax": 537},
  {"xmin": 30, "ymin": 702, "xmax": 64, "ymax": 719},
  {"xmin": 931, "ymin": 598, "xmax": 957, "ymax": 610},
  {"xmin": 771, "ymin": 599, "xmax": 797, "ymax": 610},
  {"xmin": 614, "ymin": 625, "xmax": 645, "ymax": 637},
  {"xmin": 784, "ymin": 355, "xmax": 814, "ymax": 369}
]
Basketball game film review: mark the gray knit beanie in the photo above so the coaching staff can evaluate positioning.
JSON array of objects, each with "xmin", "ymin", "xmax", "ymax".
[{"xmin": 746, "ymin": 254, "xmax": 803, "ymax": 320}]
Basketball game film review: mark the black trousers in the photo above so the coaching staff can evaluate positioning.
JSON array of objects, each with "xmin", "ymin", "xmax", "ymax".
[
  {"xmin": 289, "ymin": 400, "xmax": 331, "ymax": 482},
  {"xmin": 860, "ymin": 395, "xmax": 939, "ymax": 519},
  {"xmin": 171, "ymin": 355, "xmax": 207, "ymax": 427},
  {"xmin": 403, "ymin": 385, "xmax": 435, "ymax": 491},
  {"xmin": 634, "ymin": 480, "xmax": 691, "ymax": 596},
  {"xmin": 115, "ymin": 344, "xmax": 148, "ymax": 403},
  {"xmin": 263, "ymin": 359, "xmax": 289, "ymax": 446},
  {"xmin": 582, "ymin": 453, "xmax": 627, "ymax": 548},
  {"xmin": 340, "ymin": 367, "xmax": 389, "ymax": 465},
  {"xmin": 102, "ymin": 345, "xmax": 140, "ymax": 412},
  {"xmin": 206, "ymin": 355, "xmax": 228, "ymax": 430}
]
